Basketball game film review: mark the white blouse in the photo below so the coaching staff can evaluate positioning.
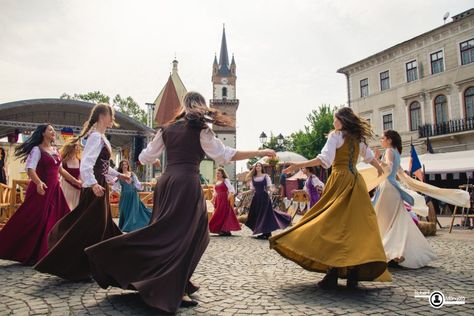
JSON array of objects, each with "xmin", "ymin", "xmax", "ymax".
[
  {"xmin": 139, "ymin": 127, "xmax": 237, "ymax": 165},
  {"xmin": 304, "ymin": 175, "xmax": 325, "ymax": 192},
  {"xmin": 80, "ymin": 132, "xmax": 119, "ymax": 188},
  {"xmin": 111, "ymin": 173, "xmax": 142, "ymax": 193},
  {"xmin": 25, "ymin": 146, "xmax": 59, "ymax": 170},
  {"xmin": 215, "ymin": 178, "xmax": 235, "ymax": 194},
  {"xmin": 316, "ymin": 131, "xmax": 375, "ymax": 169},
  {"xmin": 249, "ymin": 174, "xmax": 272, "ymax": 191}
]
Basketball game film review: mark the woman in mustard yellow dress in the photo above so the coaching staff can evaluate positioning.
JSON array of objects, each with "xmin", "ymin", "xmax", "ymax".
[{"xmin": 270, "ymin": 107, "xmax": 390, "ymax": 289}]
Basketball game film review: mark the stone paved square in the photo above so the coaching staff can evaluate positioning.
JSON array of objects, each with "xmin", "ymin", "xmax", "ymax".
[{"xmin": 1, "ymin": 221, "xmax": 473, "ymax": 315}]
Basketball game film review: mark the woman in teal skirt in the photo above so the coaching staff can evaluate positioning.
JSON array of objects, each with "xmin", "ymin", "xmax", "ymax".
[{"xmin": 113, "ymin": 160, "xmax": 151, "ymax": 232}]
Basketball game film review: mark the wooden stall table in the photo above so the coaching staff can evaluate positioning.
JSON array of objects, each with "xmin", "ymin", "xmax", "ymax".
[
  {"xmin": 287, "ymin": 189, "xmax": 310, "ymax": 221},
  {"xmin": 0, "ymin": 183, "xmax": 12, "ymax": 223},
  {"xmin": 9, "ymin": 179, "xmax": 30, "ymax": 218}
]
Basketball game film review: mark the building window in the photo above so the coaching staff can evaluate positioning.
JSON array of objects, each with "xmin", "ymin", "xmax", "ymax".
[
  {"xmin": 360, "ymin": 78, "xmax": 369, "ymax": 97},
  {"xmin": 409, "ymin": 101, "xmax": 422, "ymax": 131},
  {"xmin": 434, "ymin": 95, "xmax": 448, "ymax": 124},
  {"xmin": 383, "ymin": 113, "xmax": 393, "ymax": 130},
  {"xmin": 222, "ymin": 87, "xmax": 227, "ymax": 98},
  {"xmin": 430, "ymin": 50, "xmax": 444, "ymax": 74},
  {"xmin": 465, "ymin": 87, "xmax": 474, "ymax": 119},
  {"xmin": 460, "ymin": 38, "xmax": 474, "ymax": 65},
  {"xmin": 380, "ymin": 71, "xmax": 390, "ymax": 91},
  {"xmin": 406, "ymin": 60, "xmax": 418, "ymax": 82}
]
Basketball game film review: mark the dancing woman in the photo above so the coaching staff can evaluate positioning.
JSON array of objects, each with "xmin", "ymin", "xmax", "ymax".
[
  {"xmin": 85, "ymin": 91, "xmax": 274, "ymax": 313},
  {"xmin": 245, "ymin": 162, "xmax": 292, "ymax": 239},
  {"xmin": 302, "ymin": 166, "xmax": 324, "ymax": 208},
  {"xmin": 373, "ymin": 130, "xmax": 436, "ymax": 268},
  {"xmin": 59, "ymin": 142, "xmax": 82, "ymax": 210},
  {"xmin": 35, "ymin": 104, "xmax": 129, "ymax": 280},
  {"xmin": 0, "ymin": 125, "xmax": 80, "ymax": 265},
  {"xmin": 112, "ymin": 160, "xmax": 152, "ymax": 232},
  {"xmin": 270, "ymin": 107, "xmax": 390, "ymax": 289},
  {"xmin": 209, "ymin": 167, "xmax": 241, "ymax": 236}
]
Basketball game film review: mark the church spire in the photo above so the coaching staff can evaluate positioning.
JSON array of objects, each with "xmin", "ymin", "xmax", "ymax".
[{"xmin": 218, "ymin": 25, "xmax": 230, "ymax": 75}]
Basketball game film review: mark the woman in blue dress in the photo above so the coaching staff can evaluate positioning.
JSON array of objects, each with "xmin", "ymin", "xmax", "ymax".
[{"xmin": 113, "ymin": 160, "xmax": 151, "ymax": 232}]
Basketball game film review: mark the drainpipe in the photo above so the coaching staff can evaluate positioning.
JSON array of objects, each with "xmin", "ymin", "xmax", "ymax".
[{"xmin": 344, "ymin": 72, "xmax": 351, "ymax": 108}]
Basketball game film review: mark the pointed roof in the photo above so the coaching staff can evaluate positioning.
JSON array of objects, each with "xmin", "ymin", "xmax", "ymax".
[
  {"xmin": 153, "ymin": 60, "xmax": 187, "ymax": 127},
  {"xmin": 231, "ymin": 53, "xmax": 236, "ymax": 65},
  {"xmin": 218, "ymin": 26, "xmax": 230, "ymax": 75},
  {"xmin": 213, "ymin": 54, "xmax": 218, "ymax": 65}
]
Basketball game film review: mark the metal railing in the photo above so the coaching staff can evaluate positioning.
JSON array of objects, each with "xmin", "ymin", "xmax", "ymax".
[{"xmin": 419, "ymin": 117, "xmax": 474, "ymax": 138}]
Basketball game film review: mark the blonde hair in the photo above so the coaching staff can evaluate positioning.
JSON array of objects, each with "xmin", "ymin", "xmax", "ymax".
[
  {"xmin": 70, "ymin": 103, "xmax": 116, "ymax": 144},
  {"xmin": 60, "ymin": 142, "xmax": 81, "ymax": 162}
]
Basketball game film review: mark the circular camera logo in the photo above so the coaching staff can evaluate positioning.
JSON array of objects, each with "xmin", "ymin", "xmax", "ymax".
[{"xmin": 429, "ymin": 291, "xmax": 445, "ymax": 309}]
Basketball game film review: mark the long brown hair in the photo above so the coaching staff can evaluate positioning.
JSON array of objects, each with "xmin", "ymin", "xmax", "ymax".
[
  {"xmin": 117, "ymin": 159, "xmax": 130, "ymax": 173},
  {"xmin": 246, "ymin": 162, "xmax": 266, "ymax": 182},
  {"xmin": 334, "ymin": 107, "xmax": 374, "ymax": 144},
  {"xmin": 216, "ymin": 167, "xmax": 228, "ymax": 179},
  {"xmin": 60, "ymin": 142, "xmax": 81, "ymax": 163},
  {"xmin": 166, "ymin": 91, "xmax": 232, "ymax": 127},
  {"xmin": 383, "ymin": 129, "xmax": 402, "ymax": 154},
  {"xmin": 70, "ymin": 103, "xmax": 116, "ymax": 144}
]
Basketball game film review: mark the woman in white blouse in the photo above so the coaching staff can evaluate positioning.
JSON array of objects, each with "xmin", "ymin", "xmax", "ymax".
[
  {"xmin": 245, "ymin": 162, "xmax": 292, "ymax": 239},
  {"xmin": 85, "ymin": 91, "xmax": 275, "ymax": 312},
  {"xmin": 112, "ymin": 160, "xmax": 152, "ymax": 232},
  {"xmin": 35, "ymin": 103, "xmax": 129, "ymax": 281},
  {"xmin": 0, "ymin": 124, "xmax": 80, "ymax": 265},
  {"xmin": 209, "ymin": 167, "xmax": 241, "ymax": 236},
  {"xmin": 271, "ymin": 107, "xmax": 391, "ymax": 290}
]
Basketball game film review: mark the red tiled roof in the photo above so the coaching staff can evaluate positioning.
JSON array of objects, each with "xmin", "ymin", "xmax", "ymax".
[{"xmin": 154, "ymin": 76, "xmax": 183, "ymax": 126}]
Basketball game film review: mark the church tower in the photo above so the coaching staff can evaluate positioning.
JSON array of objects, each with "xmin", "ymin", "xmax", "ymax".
[{"xmin": 211, "ymin": 26, "xmax": 239, "ymax": 183}]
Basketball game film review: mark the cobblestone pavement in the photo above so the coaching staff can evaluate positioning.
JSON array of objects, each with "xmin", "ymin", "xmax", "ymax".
[{"xmin": 1, "ymin": 226, "xmax": 473, "ymax": 315}]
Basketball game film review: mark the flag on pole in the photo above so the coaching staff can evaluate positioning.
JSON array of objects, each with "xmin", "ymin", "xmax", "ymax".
[{"xmin": 409, "ymin": 143, "xmax": 424, "ymax": 181}]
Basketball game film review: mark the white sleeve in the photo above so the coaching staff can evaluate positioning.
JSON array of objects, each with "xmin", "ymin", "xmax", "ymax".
[
  {"xmin": 132, "ymin": 173, "xmax": 143, "ymax": 190},
  {"xmin": 139, "ymin": 130, "xmax": 164, "ymax": 165},
  {"xmin": 312, "ymin": 176, "xmax": 325, "ymax": 189},
  {"xmin": 25, "ymin": 146, "xmax": 41, "ymax": 170},
  {"xmin": 316, "ymin": 132, "xmax": 343, "ymax": 169},
  {"xmin": 111, "ymin": 179, "xmax": 121, "ymax": 193},
  {"xmin": 359, "ymin": 142, "xmax": 375, "ymax": 163},
  {"xmin": 107, "ymin": 167, "xmax": 120, "ymax": 177},
  {"xmin": 265, "ymin": 174, "xmax": 272, "ymax": 187},
  {"xmin": 249, "ymin": 179, "xmax": 255, "ymax": 191},
  {"xmin": 200, "ymin": 128, "xmax": 237, "ymax": 165},
  {"xmin": 80, "ymin": 132, "xmax": 103, "ymax": 187},
  {"xmin": 224, "ymin": 178, "xmax": 235, "ymax": 194}
]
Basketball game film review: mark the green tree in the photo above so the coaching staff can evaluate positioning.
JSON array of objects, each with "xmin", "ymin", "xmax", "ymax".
[
  {"xmin": 60, "ymin": 91, "xmax": 147, "ymax": 125},
  {"xmin": 113, "ymin": 94, "xmax": 147, "ymax": 125},
  {"xmin": 289, "ymin": 105, "xmax": 336, "ymax": 159}
]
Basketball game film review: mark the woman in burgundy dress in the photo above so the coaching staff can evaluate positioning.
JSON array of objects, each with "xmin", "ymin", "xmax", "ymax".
[
  {"xmin": 35, "ymin": 104, "xmax": 129, "ymax": 280},
  {"xmin": 209, "ymin": 167, "xmax": 241, "ymax": 236},
  {"xmin": 245, "ymin": 162, "xmax": 292, "ymax": 239},
  {"xmin": 59, "ymin": 142, "xmax": 82, "ymax": 210},
  {"xmin": 85, "ymin": 92, "xmax": 274, "ymax": 313},
  {"xmin": 0, "ymin": 124, "xmax": 81, "ymax": 265}
]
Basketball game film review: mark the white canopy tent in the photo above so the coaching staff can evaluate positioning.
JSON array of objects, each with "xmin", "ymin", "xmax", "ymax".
[{"xmin": 254, "ymin": 151, "xmax": 308, "ymax": 166}]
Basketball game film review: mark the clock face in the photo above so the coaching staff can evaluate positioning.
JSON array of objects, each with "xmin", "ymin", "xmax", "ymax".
[{"xmin": 221, "ymin": 78, "xmax": 228, "ymax": 84}]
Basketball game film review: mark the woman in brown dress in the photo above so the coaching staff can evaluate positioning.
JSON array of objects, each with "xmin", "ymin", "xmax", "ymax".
[
  {"xmin": 85, "ymin": 92, "xmax": 275, "ymax": 313},
  {"xmin": 34, "ymin": 103, "xmax": 129, "ymax": 281}
]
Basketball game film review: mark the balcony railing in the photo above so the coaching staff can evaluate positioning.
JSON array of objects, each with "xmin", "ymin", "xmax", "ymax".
[{"xmin": 418, "ymin": 117, "xmax": 474, "ymax": 138}]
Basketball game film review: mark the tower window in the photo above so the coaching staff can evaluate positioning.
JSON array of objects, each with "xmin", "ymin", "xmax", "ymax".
[{"xmin": 222, "ymin": 87, "xmax": 227, "ymax": 98}]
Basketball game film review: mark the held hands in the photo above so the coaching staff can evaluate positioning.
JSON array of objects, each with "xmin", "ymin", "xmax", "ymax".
[
  {"xmin": 376, "ymin": 165, "xmax": 384, "ymax": 177},
  {"xmin": 259, "ymin": 149, "xmax": 276, "ymax": 158},
  {"xmin": 36, "ymin": 182, "xmax": 48, "ymax": 195},
  {"xmin": 283, "ymin": 162, "xmax": 300, "ymax": 175},
  {"xmin": 75, "ymin": 179, "xmax": 83, "ymax": 188},
  {"xmin": 92, "ymin": 184, "xmax": 105, "ymax": 197},
  {"xmin": 153, "ymin": 159, "xmax": 161, "ymax": 168}
]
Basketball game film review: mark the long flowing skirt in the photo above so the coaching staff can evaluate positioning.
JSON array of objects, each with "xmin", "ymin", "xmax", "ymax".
[
  {"xmin": 60, "ymin": 178, "xmax": 81, "ymax": 211},
  {"xmin": 374, "ymin": 180, "xmax": 437, "ymax": 268},
  {"xmin": 245, "ymin": 192, "xmax": 291, "ymax": 235},
  {"xmin": 85, "ymin": 168, "xmax": 210, "ymax": 314},
  {"xmin": 0, "ymin": 181, "xmax": 70, "ymax": 265},
  {"xmin": 270, "ymin": 169, "xmax": 391, "ymax": 281},
  {"xmin": 34, "ymin": 181, "xmax": 121, "ymax": 280},
  {"xmin": 118, "ymin": 191, "xmax": 152, "ymax": 232},
  {"xmin": 209, "ymin": 192, "xmax": 241, "ymax": 233}
]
